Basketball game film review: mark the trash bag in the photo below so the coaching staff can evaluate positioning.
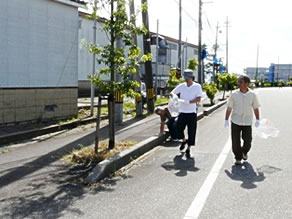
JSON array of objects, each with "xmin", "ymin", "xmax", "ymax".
[
  {"xmin": 255, "ymin": 118, "xmax": 279, "ymax": 139},
  {"xmin": 168, "ymin": 94, "xmax": 180, "ymax": 117}
]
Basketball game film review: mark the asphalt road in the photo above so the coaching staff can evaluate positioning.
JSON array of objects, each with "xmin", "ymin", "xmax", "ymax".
[{"xmin": 0, "ymin": 87, "xmax": 291, "ymax": 219}]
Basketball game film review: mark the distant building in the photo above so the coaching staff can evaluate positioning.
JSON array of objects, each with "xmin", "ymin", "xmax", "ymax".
[
  {"xmin": 269, "ymin": 63, "xmax": 292, "ymax": 82},
  {"xmin": 244, "ymin": 67, "xmax": 269, "ymax": 81},
  {"xmin": 0, "ymin": 0, "xmax": 85, "ymax": 124}
]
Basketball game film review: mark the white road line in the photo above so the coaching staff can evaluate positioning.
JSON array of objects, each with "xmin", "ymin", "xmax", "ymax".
[{"xmin": 184, "ymin": 137, "xmax": 231, "ymax": 219}]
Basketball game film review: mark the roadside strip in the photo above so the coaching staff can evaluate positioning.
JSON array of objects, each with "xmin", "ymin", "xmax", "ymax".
[{"xmin": 85, "ymin": 100, "xmax": 227, "ymax": 183}]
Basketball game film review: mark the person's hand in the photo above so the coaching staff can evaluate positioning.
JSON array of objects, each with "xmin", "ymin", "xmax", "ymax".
[
  {"xmin": 224, "ymin": 120, "xmax": 229, "ymax": 128},
  {"xmin": 255, "ymin": 120, "xmax": 260, "ymax": 128},
  {"xmin": 172, "ymin": 95, "xmax": 179, "ymax": 102}
]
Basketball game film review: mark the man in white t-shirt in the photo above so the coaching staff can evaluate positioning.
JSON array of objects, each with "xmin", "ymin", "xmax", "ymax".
[{"xmin": 170, "ymin": 69, "xmax": 203, "ymax": 158}]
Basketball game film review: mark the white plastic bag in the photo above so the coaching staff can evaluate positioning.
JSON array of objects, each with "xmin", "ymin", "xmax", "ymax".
[
  {"xmin": 168, "ymin": 94, "xmax": 180, "ymax": 117},
  {"xmin": 255, "ymin": 118, "xmax": 279, "ymax": 139}
]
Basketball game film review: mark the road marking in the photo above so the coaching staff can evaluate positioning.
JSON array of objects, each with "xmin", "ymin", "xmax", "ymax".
[{"xmin": 184, "ymin": 137, "xmax": 231, "ymax": 219}]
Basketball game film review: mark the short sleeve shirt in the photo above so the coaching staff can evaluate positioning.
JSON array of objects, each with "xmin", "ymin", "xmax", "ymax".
[
  {"xmin": 228, "ymin": 89, "xmax": 260, "ymax": 126},
  {"xmin": 171, "ymin": 82, "xmax": 202, "ymax": 113}
]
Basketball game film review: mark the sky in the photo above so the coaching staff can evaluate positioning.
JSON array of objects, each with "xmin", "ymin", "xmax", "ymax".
[
  {"xmin": 83, "ymin": 0, "xmax": 292, "ymax": 74},
  {"xmin": 143, "ymin": 0, "xmax": 292, "ymax": 74}
]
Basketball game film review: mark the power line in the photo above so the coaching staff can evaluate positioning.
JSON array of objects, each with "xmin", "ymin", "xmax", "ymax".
[{"xmin": 172, "ymin": 0, "xmax": 198, "ymax": 26}]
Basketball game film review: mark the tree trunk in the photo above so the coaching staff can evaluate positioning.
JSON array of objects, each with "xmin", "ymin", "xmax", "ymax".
[{"xmin": 94, "ymin": 95, "xmax": 102, "ymax": 153}]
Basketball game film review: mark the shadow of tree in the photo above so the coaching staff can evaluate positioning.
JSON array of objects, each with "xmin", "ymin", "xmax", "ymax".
[
  {"xmin": 161, "ymin": 153, "xmax": 200, "ymax": 177},
  {"xmin": 0, "ymin": 117, "xmax": 142, "ymax": 218},
  {"xmin": 224, "ymin": 162, "xmax": 265, "ymax": 189},
  {"xmin": 0, "ymin": 160, "xmax": 132, "ymax": 218}
]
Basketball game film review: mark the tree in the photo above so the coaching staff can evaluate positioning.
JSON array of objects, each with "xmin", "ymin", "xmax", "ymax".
[
  {"xmin": 217, "ymin": 73, "xmax": 238, "ymax": 99},
  {"xmin": 87, "ymin": 0, "xmax": 151, "ymax": 151},
  {"xmin": 167, "ymin": 68, "xmax": 184, "ymax": 92},
  {"xmin": 187, "ymin": 57, "xmax": 199, "ymax": 71}
]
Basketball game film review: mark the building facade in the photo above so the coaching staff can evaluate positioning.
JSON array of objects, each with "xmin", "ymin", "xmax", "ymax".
[
  {"xmin": 245, "ymin": 64, "xmax": 292, "ymax": 83},
  {"xmin": 77, "ymin": 11, "xmax": 199, "ymax": 96},
  {"xmin": 0, "ymin": 0, "xmax": 83, "ymax": 124},
  {"xmin": 244, "ymin": 67, "xmax": 270, "ymax": 81},
  {"xmin": 269, "ymin": 64, "xmax": 292, "ymax": 82}
]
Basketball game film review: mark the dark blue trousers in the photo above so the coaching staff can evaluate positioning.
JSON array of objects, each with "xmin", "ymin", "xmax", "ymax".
[
  {"xmin": 167, "ymin": 117, "xmax": 178, "ymax": 139},
  {"xmin": 176, "ymin": 113, "xmax": 197, "ymax": 146}
]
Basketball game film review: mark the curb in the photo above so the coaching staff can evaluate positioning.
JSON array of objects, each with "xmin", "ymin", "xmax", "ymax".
[
  {"xmin": 0, "ymin": 115, "xmax": 108, "ymax": 146},
  {"xmin": 85, "ymin": 133, "xmax": 169, "ymax": 183},
  {"xmin": 203, "ymin": 100, "xmax": 227, "ymax": 116},
  {"xmin": 0, "ymin": 103, "xmax": 169, "ymax": 146},
  {"xmin": 85, "ymin": 99, "xmax": 227, "ymax": 183}
]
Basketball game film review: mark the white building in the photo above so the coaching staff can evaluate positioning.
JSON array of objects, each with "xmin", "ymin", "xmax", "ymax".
[{"xmin": 0, "ymin": 0, "xmax": 84, "ymax": 124}]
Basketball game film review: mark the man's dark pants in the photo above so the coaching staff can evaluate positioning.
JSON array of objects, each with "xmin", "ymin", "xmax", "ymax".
[
  {"xmin": 177, "ymin": 113, "xmax": 197, "ymax": 146},
  {"xmin": 231, "ymin": 122, "xmax": 252, "ymax": 160}
]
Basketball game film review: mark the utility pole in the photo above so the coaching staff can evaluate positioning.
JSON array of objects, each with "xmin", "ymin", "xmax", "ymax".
[
  {"xmin": 212, "ymin": 22, "xmax": 219, "ymax": 80},
  {"xmin": 225, "ymin": 17, "xmax": 230, "ymax": 73},
  {"xmin": 130, "ymin": 0, "xmax": 143, "ymax": 116},
  {"xmin": 90, "ymin": 0, "xmax": 97, "ymax": 116},
  {"xmin": 277, "ymin": 56, "xmax": 279, "ymax": 82},
  {"xmin": 177, "ymin": 0, "xmax": 182, "ymax": 70},
  {"xmin": 185, "ymin": 38, "xmax": 188, "ymax": 71},
  {"xmin": 255, "ymin": 45, "xmax": 259, "ymax": 81},
  {"xmin": 198, "ymin": 0, "xmax": 202, "ymax": 84},
  {"xmin": 155, "ymin": 19, "xmax": 159, "ymax": 99},
  {"xmin": 115, "ymin": 38, "xmax": 123, "ymax": 123},
  {"xmin": 141, "ymin": 0, "xmax": 154, "ymax": 113},
  {"xmin": 108, "ymin": 0, "xmax": 115, "ymax": 149}
]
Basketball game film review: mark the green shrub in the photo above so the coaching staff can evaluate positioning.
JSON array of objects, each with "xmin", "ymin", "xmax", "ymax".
[
  {"xmin": 203, "ymin": 82, "xmax": 218, "ymax": 105},
  {"xmin": 263, "ymin": 83, "xmax": 271, "ymax": 87}
]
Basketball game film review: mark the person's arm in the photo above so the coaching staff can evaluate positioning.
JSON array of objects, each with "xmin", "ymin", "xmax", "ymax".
[
  {"xmin": 170, "ymin": 84, "xmax": 182, "ymax": 96},
  {"xmin": 190, "ymin": 96, "xmax": 201, "ymax": 104},
  {"xmin": 225, "ymin": 107, "xmax": 232, "ymax": 120},
  {"xmin": 254, "ymin": 108, "xmax": 260, "ymax": 120},
  {"xmin": 160, "ymin": 122, "xmax": 165, "ymax": 133},
  {"xmin": 224, "ymin": 107, "xmax": 232, "ymax": 128}
]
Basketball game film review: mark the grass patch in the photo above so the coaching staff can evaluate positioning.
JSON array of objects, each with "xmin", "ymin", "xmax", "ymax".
[
  {"xmin": 62, "ymin": 141, "xmax": 137, "ymax": 166},
  {"xmin": 155, "ymin": 97, "xmax": 169, "ymax": 106}
]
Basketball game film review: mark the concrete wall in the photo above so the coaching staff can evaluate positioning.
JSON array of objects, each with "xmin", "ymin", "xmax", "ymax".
[
  {"xmin": 0, "ymin": 88, "xmax": 77, "ymax": 124},
  {"xmin": 0, "ymin": 0, "xmax": 79, "ymax": 124}
]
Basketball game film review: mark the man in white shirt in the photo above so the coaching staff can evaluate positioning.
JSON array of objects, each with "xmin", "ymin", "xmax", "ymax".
[
  {"xmin": 170, "ymin": 69, "xmax": 202, "ymax": 158},
  {"xmin": 224, "ymin": 75, "xmax": 260, "ymax": 165}
]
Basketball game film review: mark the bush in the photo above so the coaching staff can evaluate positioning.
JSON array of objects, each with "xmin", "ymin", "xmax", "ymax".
[
  {"xmin": 203, "ymin": 82, "xmax": 218, "ymax": 105},
  {"xmin": 263, "ymin": 83, "xmax": 271, "ymax": 87},
  {"xmin": 167, "ymin": 68, "xmax": 184, "ymax": 92}
]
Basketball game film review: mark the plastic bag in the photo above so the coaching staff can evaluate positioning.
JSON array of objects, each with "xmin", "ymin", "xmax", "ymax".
[
  {"xmin": 255, "ymin": 118, "xmax": 279, "ymax": 139},
  {"xmin": 168, "ymin": 94, "xmax": 180, "ymax": 117}
]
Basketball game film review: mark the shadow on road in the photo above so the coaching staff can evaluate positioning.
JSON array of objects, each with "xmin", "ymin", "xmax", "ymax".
[
  {"xmin": 0, "ymin": 162, "xmax": 131, "ymax": 218},
  {"xmin": 161, "ymin": 153, "xmax": 200, "ymax": 177},
  {"xmin": 224, "ymin": 162, "xmax": 265, "ymax": 189},
  {"xmin": 0, "ymin": 116, "xmax": 145, "ymax": 218}
]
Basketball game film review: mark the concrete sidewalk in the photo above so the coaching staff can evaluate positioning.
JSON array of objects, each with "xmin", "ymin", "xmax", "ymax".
[{"xmin": 0, "ymin": 92, "xmax": 228, "ymax": 146}]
